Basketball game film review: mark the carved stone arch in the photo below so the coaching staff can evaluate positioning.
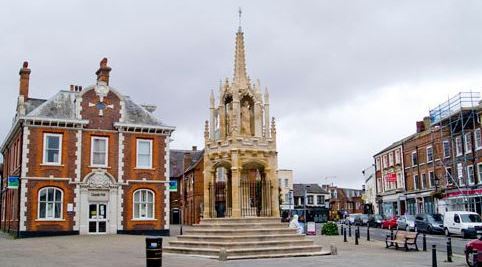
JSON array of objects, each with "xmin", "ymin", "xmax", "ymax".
[{"xmin": 83, "ymin": 170, "xmax": 117, "ymax": 189}]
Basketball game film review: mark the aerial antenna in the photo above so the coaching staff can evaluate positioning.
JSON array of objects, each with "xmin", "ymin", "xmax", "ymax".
[{"xmin": 238, "ymin": 7, "xmax": 242, "ymax": 32}]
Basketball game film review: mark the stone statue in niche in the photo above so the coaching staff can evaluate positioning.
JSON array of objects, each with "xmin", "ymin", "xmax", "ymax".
[
  {"xmin": 225, "ymin": 102, "xmax": 233, "ymax": 136},
  {"xmin": 241, "ymin": 100, "xmax": 252, "ymax": 136}
]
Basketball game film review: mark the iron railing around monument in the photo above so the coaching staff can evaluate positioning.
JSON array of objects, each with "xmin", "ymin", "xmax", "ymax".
[
  {"xmin": 208, "ymin": 182, "xmax": 232, "ymax": 218},
  {"xmin": 240, "ymin": 179, "xmax": 272, "ymax": 217}
]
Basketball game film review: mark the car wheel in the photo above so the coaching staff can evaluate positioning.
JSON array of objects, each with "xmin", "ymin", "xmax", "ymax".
[
  {"xmin": 405, "ymin": 226, "xmax": 409, "ymax": 232},
  {"xmin": 415, "ymin": 226, "xmax": 419, "ymax": 233},
  {"xmin": 466, "ymin": 249, "xmax": 475, "ymax": 267},
  {"xmin": 444, "ymin": 228, "xmax": 450, "ymax": 237},
  {"xmin": 427, "ymin": 226, "xmax": 432, "ymax": 234},
  {"xmin": 462, "ymin": 230, "xmax": 468, "ymax": 239}
]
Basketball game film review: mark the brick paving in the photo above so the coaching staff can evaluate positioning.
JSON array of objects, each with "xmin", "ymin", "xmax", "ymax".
[{"xmin": 0, "ymin": 228, "xmax": 468, "ymax": 267}]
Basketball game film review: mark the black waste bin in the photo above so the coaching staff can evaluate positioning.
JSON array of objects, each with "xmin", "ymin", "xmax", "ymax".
[{"xmin": 146, "ymin": 237, "xmax": 162, "ymax": 267}]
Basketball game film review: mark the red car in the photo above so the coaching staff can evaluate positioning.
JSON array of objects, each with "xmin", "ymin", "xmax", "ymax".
[
  {"xmin": 381, "ymin": 216, "xmax": 398, "ymax": 229},
  {"xmin": 465, "ymin": 237, "xmax": 482, "ymax": 266}
]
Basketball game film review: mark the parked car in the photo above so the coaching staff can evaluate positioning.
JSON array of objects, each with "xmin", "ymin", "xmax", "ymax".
[
  {"xmin": 465, "ymin": 235, "xmax": 482, "ymax": 267},
  {"xmin": 444, "ymin": 211, "xmax": 482, "ymax": 238},
  {"xmin": 354, "ymin": 214, "xmax": 369, "ymax": 226},
  {"xmin": 346, "ymin": 213, "xmax": 362, "ymax": 225},
  {"xmin": 381, "ymin": 216, "xmax": 398, "ymax": 229},
  {"xmin": 415, "ymin": 214, "xmax": 444, "ymax": 234},
  {"xmin": 368, "ymin": 214, "xmax": 383, "ymax": 228},
  {"xmin": 397, "ymin": 215, "xmax": 416, "ymax": 231}
]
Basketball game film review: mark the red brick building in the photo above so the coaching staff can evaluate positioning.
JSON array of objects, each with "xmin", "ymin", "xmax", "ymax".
[{"xmin": 0, "ymin": 59, "xmax": 175, "ymax": 237}]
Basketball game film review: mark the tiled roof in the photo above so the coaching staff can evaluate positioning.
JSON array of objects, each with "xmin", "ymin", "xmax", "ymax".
[
  {"xmin": 170, "ymin": 149, "xmax": 203, "ymax": 178},
  {"xmin": 293, "ymin": 184, "xmax": 328, "ymax": 197}
]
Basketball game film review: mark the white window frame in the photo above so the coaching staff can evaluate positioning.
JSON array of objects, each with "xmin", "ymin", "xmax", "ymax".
[
  {"xmin": 388, "ymin": 152, "xmax": 394, "ymax": 166},
  {"xmin": 443, "ymin": 140, "xmax": 450, "ymax": 159},
  {"xmin": 413, "ymin": 174, "xmax": 419, "ymax": 190},
  {"xmin": 42, "ymin": 133, "xmax": 63, "ymax": 165},
  {"xmin": 37, "ymin": 187, "xmax": 63, "ymax": 220},
  {"xmin": 458, "ymin": 163, "xmax": 464, "ymax": 186},
  {"xmin": 428, "ymin": 171, "xmax": 435, "ymax": 188},
  {"xmin": 136, "ymin": 139, "xmax": 153, "ymax": 169},
  {"xmin": 456, "ymin": 136, "xmax": 463, "ymax": 156},
  {"xmin": 478, "ymin": 163, "xmax": 482, "ymax": 184},
  {"xmin": 468, "ymin": 165, "xmax": 475, "ymax": 185},
  {"xmin": 411, "ymin": 151, "xmax": 417, "ymax": 166},
  {"xmin": 375, "ymin": 157, "xmax": 381, "ymax": 171},
  {"xmin": 476, "ymin": 129, "xmax": 482, "ymax": 150},
  {"xmin": 421, "ymin": 173, "xmax": 427, "ymax": 189},
  {"xmin": 465, "ymin": 133, "xmax": 472, "ymax": 154},
  {"xmin": 395, "ymin": 150, "xmax": 401, "ymax": 164},
  {"xmin": 91, "ymin": 136, "xmax": 109, "ymax": 167},
  {"xmin": 426, "ymin": 146, "xmax": 433, "ymax": 163},
  {"xmin": 446, "ymin": 167, "xmax": 453, "ymax": 185},
  {"xmin": 133, "ymin": 189, "xmax": 155, "ymax": 220}
]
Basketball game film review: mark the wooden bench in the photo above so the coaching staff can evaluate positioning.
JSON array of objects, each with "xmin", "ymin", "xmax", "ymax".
[{"xmin": 385, "ymin": 231, "xmax": 419, "ymax": 251}]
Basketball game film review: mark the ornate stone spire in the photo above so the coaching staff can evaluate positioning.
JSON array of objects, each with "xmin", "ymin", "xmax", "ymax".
[{"xmin": 233, "ymin": 26, "xmax": 248, "ymax": 86}]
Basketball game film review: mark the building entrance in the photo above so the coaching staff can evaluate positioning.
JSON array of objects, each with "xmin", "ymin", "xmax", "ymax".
[{"xmin": 89, "ymin": 203, "xmax": 107, "ymax": 234}]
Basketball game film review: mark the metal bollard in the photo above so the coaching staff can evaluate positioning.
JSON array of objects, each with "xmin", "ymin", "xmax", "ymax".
[
  {"xmin": 367, "ymin": 225, "xmax": 370, "ymax": 241},
  {"xmin": 344, "ymin": 226, "xmax": 347, "ymax": 242},
  {"xmin": 390, "ymin": 228, "xmax": 394, "ymax": 240},
  {"xmin": 446, "ymin": 237, "xmax": 452, "ymax": 263},
  {"xmin": 423, "ymin": 233, "xmax": 427, "ymax": 251},
  {"xmin": 432, "ymin": 245, "xmax": 437, "ymax": 267},
  {"xmin": 355, "ymin": 228, "xmax": 359, "ymax": 245},
  {"xmin": 180, "ymin": 224, "xmax": 183, "ymax": 235},
  {"xmin": 349, "ymin": 225, "xmax": 352, "ymax": 237},
  {"xmin": 340, "ymin": 225, "xmax": 344, "ymax": 237},
  {"xmin": 357, "ymin": 226, "xmax": 360, "ymax": 238}
]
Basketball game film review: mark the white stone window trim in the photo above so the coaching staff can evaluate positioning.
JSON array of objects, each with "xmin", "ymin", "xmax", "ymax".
[
  {"xmin": 37, "ymin": 187, "xmax": 63, "ymax": 220},
  {"xmin": 136, "ymin": 139, "xmax": 153, "ymax": 169},
  {"xmin": 465, "ymin": 133, "xmax": 472, "ymax": 154},
  {"xmin": 411, "ymin": 151, "xmax": 417, "ymax": 166},
  {"xmin": 91, "ymin": 136, "xmax": 109, "ymax": 168},
  {"xmin": 443, "ymin": 140, "xmax": 451, "ymax": 159},
  {"xmin": 455, "ymin": 136, "xmax": 463, "ymax": 156},
  {"xmin": 477, "ymin": 163, "xmax": 482, "ymax": 184},
  {"xmin": 133, "ymin": 189, "xmax": 155, "ymax": 220},
  {"xmin": 426, "ymin": 146, "xmax": 433, "ymax": 163},
  {"xmin": 42, "ymin": 133, "xmax": 63, "ymax": 165},
  {"xmin": 467, "ymin": 165, "xmax": 475, "ymax": 185},
  {"xmin": 475, "ymin": 129, "xmax": 482, "ymax": 151}
]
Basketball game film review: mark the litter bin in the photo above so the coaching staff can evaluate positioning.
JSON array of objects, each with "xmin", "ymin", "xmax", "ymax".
[{"xmin": 146, "ymin": 237, "xmax": 162, "ymax": 267}]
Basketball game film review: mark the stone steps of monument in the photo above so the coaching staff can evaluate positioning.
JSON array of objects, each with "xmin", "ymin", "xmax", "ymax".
[
  {"xmin": 184, "ymin": 227, "xmax": 297, "ymax": 236},
  {"xmin": 163, "ymin": 245, "xmax": 325, "ymax": 259},
  {"xmin": 199, "ymin": 217, "xmax": 280, "ymax": 225},
  {"xmin": 227, "ymin": 250, "xmax": 331, "ymax": 260},
  {"xmin": 168, "ymin": 239, "xmax": 315, "ymax": 249},
  {"xmin": 176, "ymin": 233, "xmax": 306, "ymax": 242},
  {"xmin": 193, "ymin": 222, "xmax": 286, "ymax": 229}
]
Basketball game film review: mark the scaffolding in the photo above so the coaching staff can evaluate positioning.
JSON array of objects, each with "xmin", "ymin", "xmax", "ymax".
[{"xmin": 429, "ymin": 92, "xmax": 481, "ymax": 213}]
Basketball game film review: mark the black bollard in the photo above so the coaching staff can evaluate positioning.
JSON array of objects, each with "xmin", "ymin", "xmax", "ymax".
[
  {"xmin": 390, "ymin": 228, "xmax": 394, "ymax": 240},
  {"xmin": 367, "ymin": 225, "xmax": 370, "ymax": 241},
  {"xmin": 180, "ymin": 224, "xmax": 183, "ymax": 235},
  {"xmin": 349, "ymin": 225, "xmax": 352, "ymax": 237},
  {"xmin": 423, "ymin": 233, "xmax": 427, "ymax": 251},
  {"xmin": 355, "ymin": 228, "xmax": 359, "ymax": 245},
  {"xmin": 344, "ymin": 226, "xmax": 347, "ymax": 242},
  {"xmin": 357, "ymin": 226, "xmax": 360, "ymax": 238},
  {"xmin": 340, "ymin": 225, "xmax": 344, "ymax": 237},
  {"xmin": 432, "ymin": 245, "xmax": 437, "ymax": 267},
  {"xmin": 446, "ymin": 237, "xmax": 452, "ymax": 263}
]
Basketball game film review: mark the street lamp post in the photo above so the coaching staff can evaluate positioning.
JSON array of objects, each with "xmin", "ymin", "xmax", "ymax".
[{"xmin": 303, "ymin": 185, "xmax": 311, "ymax": 234}]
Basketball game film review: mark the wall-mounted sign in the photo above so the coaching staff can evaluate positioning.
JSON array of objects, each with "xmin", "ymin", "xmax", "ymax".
[
  {"xmin": 67, "ymin": 203, "xmax": 74, "ymax": 212},
  {"xmin": 7, "ymin": 176, "xmax": 19, "ymax": 189},
  {"xmin": 384, "ymin": 173, "xmax": 397, "ymax": 182},
  {"xmin": 169, "ymin": 181, "xmax": 177, "ymax": 192},
  {"xmin": 88, "ymin": 191, "xmax": 109, "ymax": 202}
]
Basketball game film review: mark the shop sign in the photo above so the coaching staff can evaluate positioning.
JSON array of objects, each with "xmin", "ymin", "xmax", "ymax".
[
  {"xmin": 88, "ymin": 191, "xmax": 109, "ymax": 202},
  {"xmin": 7, "ymin": 176, "xmax": 19, "ymax": 189},
  {"xmin": 384, "ymin": 172, "xmax": 397, "ymax": 182},
  {"xmin": 446, "ymin": 189, "xmax": 482, "ymax": 198}
]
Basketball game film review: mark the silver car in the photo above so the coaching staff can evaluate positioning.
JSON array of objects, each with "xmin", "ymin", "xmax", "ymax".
[{"xmin": 397, "ymin": 215, "xmax": 416, "ymax": 231}]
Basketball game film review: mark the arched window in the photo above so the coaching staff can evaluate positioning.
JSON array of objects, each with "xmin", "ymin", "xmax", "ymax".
[
  {"xmin": 133, "ymin": 189, "xmax": 154, "ymax": 219},
  {"xmin": 38, "ymin": 187, "xmax": 63, "ymax": 219}
]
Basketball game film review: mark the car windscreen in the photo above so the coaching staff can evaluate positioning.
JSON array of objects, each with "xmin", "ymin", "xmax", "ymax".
[
  {"xmin": 428, "ymin": 214, "xmax": 443, "ymax": 223},
  {"xmin": 460, "ymin": 214, "xmax": 482, "ymax": 223},
  {"xmin": 405, "ymin": 215, "xmax": 415, "ymax": 221}
]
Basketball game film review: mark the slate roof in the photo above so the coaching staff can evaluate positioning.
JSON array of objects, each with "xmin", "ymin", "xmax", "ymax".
[
  {"xmin": 23, "ymin": 86, "xmax": 169, "ymax": 127},
  {"xmin": 293, "ymin": 184, "xmax": 328, "ymax": 197},
  {"xmin": 170, "ymin": 149, "xmax": 204, "ymax": 178}
]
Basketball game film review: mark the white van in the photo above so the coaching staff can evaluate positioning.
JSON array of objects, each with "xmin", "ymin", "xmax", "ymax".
[{"xmin": 443, "ymin": 211, "xmax": 482, "ymax": 238}]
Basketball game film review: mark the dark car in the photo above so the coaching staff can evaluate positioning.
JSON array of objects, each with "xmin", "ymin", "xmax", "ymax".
[
  {"xmin": 354, "ymin": 214, "xmax": 369, "ymax": 226},
  {"xmin": 368, "ymin": 214, "xmax": 383, "ymax": 228},
  {"xmin": 415, "ymin": 214, "xmax": 444, "ymax": 234}
]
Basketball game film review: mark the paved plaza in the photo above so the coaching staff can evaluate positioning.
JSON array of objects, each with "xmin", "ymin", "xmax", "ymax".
[{"xmin": 0, "ymin": 229, "xmax": 468, "ymax": 267}]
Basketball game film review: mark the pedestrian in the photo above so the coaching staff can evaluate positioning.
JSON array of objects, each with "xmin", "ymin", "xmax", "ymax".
[{"xmin": 289, "ymin": 214, "xmax": 304, "ymax": 234}]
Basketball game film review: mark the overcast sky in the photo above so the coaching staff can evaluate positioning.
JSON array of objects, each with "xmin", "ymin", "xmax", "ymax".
[{"xmin": 2, "ymin": 1, "xmax": 482, "ymax": 188}]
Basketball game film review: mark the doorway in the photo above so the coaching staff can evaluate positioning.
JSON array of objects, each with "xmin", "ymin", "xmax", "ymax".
[{"xmin": 89, "ymin": 203, "xmax": 107, "ymax": 234}]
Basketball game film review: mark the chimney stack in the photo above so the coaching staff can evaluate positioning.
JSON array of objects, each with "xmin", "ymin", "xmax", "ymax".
[
  {"xmin": 96, "ymin": 57, "xmax": 112, "ymax": 85},
  {"xmin": 19, "ymin": 61, "xmax": 31, "ymax": 99},
  {"xmin": 416, "ymin": 121, "xmax": 425, "ymax": 133},
  {"xmin": 192, "ymin": 146, "xmax": 197, "ymax": 151},
  {"xmin": 183, "ymin": 152, "xmax": 193, "ymax": 171}
]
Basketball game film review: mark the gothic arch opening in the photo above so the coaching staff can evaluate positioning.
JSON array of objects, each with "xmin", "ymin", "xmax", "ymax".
[
  {"xmin": 240, "ymin": 161, "xmax": 271, "ymax": 217},
  {"xmin": 211, "ymin": 162, "xmax": 232, "ymax": 218}
]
